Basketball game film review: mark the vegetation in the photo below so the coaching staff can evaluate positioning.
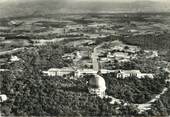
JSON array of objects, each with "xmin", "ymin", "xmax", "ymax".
[
  {"xmin": 1, "ymin": 53, "xmax": 116, "ymax": 116},
  {"xmin": 1, "ymin": 13, "xmax": 170, "ymax": 116},
  {"xmin": 121, "ymin": 33, "xmax": 170, "ymax": 61},
  {"xmin": 101, "ymin": 73, "xmax": 166, "ymax": 104},
  {"xmin": 8, "ymin": 42, "xmax": 77, "ymax": 70}
]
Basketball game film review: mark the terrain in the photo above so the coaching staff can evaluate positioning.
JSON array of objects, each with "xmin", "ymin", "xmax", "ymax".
[{"xmin": 0, "ymin": 12, "xmax": 170, "ymax": 116}]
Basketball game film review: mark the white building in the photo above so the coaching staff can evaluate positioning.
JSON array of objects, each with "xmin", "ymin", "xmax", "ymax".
[
  {"xmin": 75, "ymin": 69, "xmax": 98, "ymax": 77},
  {"xmin": 110, "ymin": 40, "xmax": 140, "ymax": 54},
  {"xmin": 10, "ymin": 56, "xmax": 20, "ymax": 62},
  {"xmin": 117, "ymin": 70, "xmax": 154, "ymax": 79},
  {"xmin": 43, "ymin": 67, "xmax": 75, "ymax": 77},
  {"xmin": 0, "ymin": 94, "xmax": 7, "ymax": 102},
  {"xmin": 43, "ymin": 68, "xmax": 99, "ymax": 77},
  {"xmin": 100, "ymin": 69, "xmax": 118, "ymax": 74},
  {"xmin": 0, "ymin": 69, "xmax": 9, "ymax": 72},
  {"xmin": 88, "ymin": 75, "xmax": 106, "ymax": 98},
  {"xmin": 107, "ymin": 52, "xmax": 130, "ymax": 60},
  {"xmin": 62, "ymin": 53, "xmax": 75, "ymax": 60},
  {"xmin": 145, "ymin": 50, "xmax": 159, "ymax": 59}
]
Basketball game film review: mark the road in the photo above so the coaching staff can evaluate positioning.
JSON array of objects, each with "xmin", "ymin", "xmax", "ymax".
[
  {"xmin": 136, "ymin": 87, "xmax": 168, "ymax": 114},
  {"xmin": 91, "ymin": 43, "xmax": 170, "ymax": 114},
  {"xmin": 0, "ymin": 48, "xmax": 25, "ymax": 56},
  {"xmin": 91, "ymin": 52, "xmax": 99, "ymax": 71},
  {"xmin": 91, "ymin": 43, "xmax": 106, "ymax": 72}
]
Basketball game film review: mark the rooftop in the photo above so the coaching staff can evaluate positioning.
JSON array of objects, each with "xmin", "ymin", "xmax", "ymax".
[{"xmin": 88, "ymin": 74, "xmax": 106, "ymax": 90}]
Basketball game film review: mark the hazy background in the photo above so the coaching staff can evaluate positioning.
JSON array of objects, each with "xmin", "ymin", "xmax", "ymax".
[{"xmin": 0, "ymin": 0, "xmax": 170, "ymax": 18}]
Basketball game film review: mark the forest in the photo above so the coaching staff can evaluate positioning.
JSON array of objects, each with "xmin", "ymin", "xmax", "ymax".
[
  {"xmin": 121, "ymin": 33, "xmax": 170, "ymax": 61},
  {"xmin": 101, "ymin": 73, "xmax": 167, "ymax": 104}
]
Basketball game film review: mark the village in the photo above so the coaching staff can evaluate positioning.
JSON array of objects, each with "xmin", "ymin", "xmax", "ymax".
[{"xmin": 42, "ymin": 40, "xmax": 155, "ymax": 79}]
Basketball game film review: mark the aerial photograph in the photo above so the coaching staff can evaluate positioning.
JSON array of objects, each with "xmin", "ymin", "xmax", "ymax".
[{"xmin": 0, "ymin": 0, "xmax": 170, "ymax": 116}]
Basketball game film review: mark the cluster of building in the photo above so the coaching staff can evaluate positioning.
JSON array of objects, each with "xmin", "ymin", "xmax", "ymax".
[
  {"xmin": 98, "ymin": 40, "xmax": 140, "ymax": 65},
  {"xmin": 144, "ymin": 50, "xmax": 159, "ymax": 59},
  {"xmin": 116, "ymin": 70, "xmax": 154, "ymax": 79},
  {"xmin": 42, "ymin": 68, "xmax": 107, "ymax": 98},
  {"xmin": 43, "ymin": 68, "xmax": 154, "ymax": 79},
  {"xmin": 42, "ymin": 40, "xmax": 155, "ymax": 98},
  {"xmin": 62, "ymin": 51, "xmax": 82, "ymax": 61}
]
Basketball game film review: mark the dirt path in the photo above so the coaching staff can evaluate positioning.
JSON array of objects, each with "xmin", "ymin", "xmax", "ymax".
[{"xmin": 0, "ymin": 47, "xmax": 25, "ymax": 56}]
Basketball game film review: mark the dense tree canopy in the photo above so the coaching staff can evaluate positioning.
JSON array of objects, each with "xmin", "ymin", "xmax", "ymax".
[{"xmin": 101, "ymin": 73, "xmax": 166, "ymax": 104}]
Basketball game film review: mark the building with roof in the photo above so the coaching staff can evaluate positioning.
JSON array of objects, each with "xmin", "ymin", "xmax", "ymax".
[
  {"xmin": 75, "ymin": 69, "xmax": 98, "ymax": 77},
  {"xmin": 88, "ymin": 75, "xmax": 106, "ymax": 98},
  {"xmin": 10, "ymin": 56, "xmax": 20, "ymax": 62},
  {"xmin": 107, "ymin": 52, "xmax": 130, "ymax": 59},
  {"xmin": 116, "ymin": 70, "xmax": 154, "ymax": 79},
  {"xmin": 0, "ymin": 94, "xmax": 7, "ymax": 103},
  {"xmin": 43, "ymin": 67, "xmax": 75, "ymax": 77}
]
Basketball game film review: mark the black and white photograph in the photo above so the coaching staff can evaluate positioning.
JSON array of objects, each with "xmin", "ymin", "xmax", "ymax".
[{"xmin": 0, "ymin": 0, "xmax": 170, "ymax": 116}]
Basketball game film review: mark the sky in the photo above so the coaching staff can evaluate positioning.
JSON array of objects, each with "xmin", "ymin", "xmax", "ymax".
[
  {"xmin": 73, "ymin": 0, "xmax": 169, "ymax": 2},
  {"xmin": 0, "ymin": 0, "xmax": 169, "ymax": 3},
  {"xmin": 0, "ymin": 0, "xmax": 170, "ymax": 18}
]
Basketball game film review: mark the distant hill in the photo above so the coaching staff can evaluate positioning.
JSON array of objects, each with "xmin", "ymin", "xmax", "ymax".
[{"xmin": 0, "ymin": 0, "xmax": 170, "ymax": 18}]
